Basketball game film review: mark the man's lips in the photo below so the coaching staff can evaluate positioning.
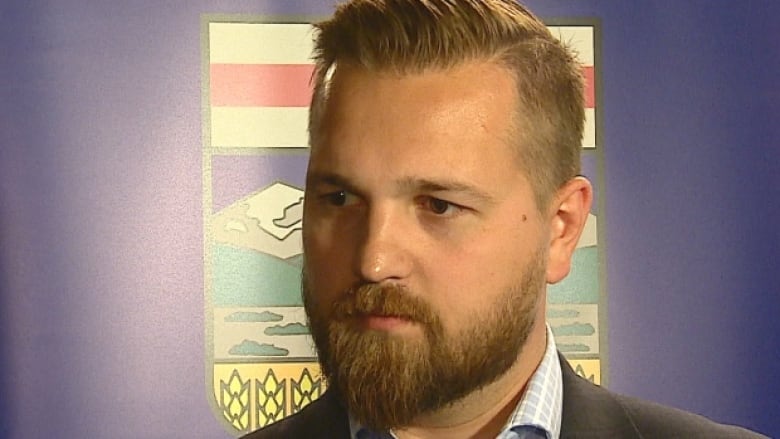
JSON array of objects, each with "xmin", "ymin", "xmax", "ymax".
[{"xmin": 357, "ymin": 313, "xmax": 416, "ymax": 331}]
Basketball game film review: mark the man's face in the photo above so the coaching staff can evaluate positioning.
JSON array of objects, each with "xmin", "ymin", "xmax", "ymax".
[{"xmin": 302, "ymin": 61, "xmax": 550, "ymax": 429}]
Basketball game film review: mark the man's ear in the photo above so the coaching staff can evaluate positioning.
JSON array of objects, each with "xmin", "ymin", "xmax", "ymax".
[{"xmin": 546, "ymin": 176, "xmax": 593, "ymax": 284}]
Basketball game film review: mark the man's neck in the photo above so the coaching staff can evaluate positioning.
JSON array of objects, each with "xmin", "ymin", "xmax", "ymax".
[{"xmin": 393, "ymin": 318, "xmax": 548, "ymax": 439}]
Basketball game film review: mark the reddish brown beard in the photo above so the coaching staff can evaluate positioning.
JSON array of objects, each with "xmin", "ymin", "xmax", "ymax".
[{"xmin": 302, "ymin": 257, "xmax": 544, "ymax": 431}]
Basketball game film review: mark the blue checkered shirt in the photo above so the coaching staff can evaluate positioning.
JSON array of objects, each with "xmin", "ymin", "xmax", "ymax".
[{"xmin": 352, "ymin": 325, "xmax": 563, "ymax": 439}]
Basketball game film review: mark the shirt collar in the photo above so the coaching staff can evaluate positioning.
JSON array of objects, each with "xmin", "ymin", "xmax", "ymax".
[
  {"xmin": 350, "ymin": 325, "xmax": 563, "ymax": 439},
  {"xmin": 500, "ymin": 324, "xmax": 562, "ymax": 439}
]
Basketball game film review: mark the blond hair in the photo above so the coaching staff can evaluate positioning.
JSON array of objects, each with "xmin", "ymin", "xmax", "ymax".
[{"xmin": 309, "ymin": 0, "xmax": 585, "ymax": 208}]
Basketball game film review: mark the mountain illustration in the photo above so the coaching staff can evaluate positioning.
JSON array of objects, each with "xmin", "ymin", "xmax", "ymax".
[
  {"xmin": 212, "ymin": 243, "xmax": 303, "ymax": 307},
  {"xmin": 212, "ymin": 181, "xmax": 304, "ymax": 260}
]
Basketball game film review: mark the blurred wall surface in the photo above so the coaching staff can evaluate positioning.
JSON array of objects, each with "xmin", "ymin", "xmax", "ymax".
[{"xmin": 0, "ymin": 1, "xmax": 777, "ymax": 438}]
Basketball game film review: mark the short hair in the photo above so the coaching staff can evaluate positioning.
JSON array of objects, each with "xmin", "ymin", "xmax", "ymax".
[{"xmin": 309, "ymin": 0, "xmax": 585, "ymax": 208}]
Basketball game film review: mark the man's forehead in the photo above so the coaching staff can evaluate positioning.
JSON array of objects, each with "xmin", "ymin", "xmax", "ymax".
[
  {"xmin": 308, "ymin": 58, "xmax": 529, "ymax": 192},
  {"xmin": 319, "ymin": 61, "xmax": 519, "ymax": 134}
]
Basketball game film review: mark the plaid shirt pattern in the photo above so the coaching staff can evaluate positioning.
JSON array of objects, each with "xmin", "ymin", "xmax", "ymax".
[{"xmin": 498, "ymin": 324, "xmax": 562, "ymax": 439}]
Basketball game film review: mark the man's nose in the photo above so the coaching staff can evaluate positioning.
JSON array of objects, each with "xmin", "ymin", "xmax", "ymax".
[{"xmin": 353, "ymin": 205, "xmax": 413, "ymax": 283}]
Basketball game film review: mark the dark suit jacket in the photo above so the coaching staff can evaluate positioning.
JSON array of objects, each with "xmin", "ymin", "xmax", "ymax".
[{"xmin": 243, "ymin": 354, "xmax": 767, "ymax": 438}]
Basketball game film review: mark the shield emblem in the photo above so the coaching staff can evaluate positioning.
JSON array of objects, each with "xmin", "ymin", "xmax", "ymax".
[{"xmin": 202, "ymin": 17, "xmax": 605, "ymax": 435}]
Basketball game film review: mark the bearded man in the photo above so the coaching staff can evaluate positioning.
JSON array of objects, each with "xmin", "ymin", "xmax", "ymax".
[{"xmin": 243, "ymin": 1, "xmax": 766, "ymax": 438}]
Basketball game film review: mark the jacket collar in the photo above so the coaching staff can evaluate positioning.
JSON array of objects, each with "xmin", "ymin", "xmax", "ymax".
[{"xmin": 558, "ymin": 353, "xmax": 642, "ymax": 438}]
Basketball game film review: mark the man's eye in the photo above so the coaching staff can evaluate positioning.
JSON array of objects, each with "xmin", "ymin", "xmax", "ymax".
[
  {"xmin": 322, "ymin": 190, "xmax": 359, "ymax": 207},
  {"xmin": 423, "ymin": 197, "xmax": 460, "ymax": 216}
]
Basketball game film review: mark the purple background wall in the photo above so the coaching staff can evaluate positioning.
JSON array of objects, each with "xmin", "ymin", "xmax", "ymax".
[{"xmin": 1, "ymin": 1, "xmax": 777, "ymax": 438}]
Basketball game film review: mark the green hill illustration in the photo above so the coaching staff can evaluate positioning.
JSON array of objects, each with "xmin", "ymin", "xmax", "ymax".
[{"xmin": 213, "ymin": 244, "xmax": 302, "ymax": 307}]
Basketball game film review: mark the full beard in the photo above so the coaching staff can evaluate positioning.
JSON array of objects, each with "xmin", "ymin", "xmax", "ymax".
[{"xmin": 302, "ymin": 253, "xmax": 545, "ymax": 431}]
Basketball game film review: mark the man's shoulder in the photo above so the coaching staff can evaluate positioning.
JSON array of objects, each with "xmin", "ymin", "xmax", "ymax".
[
  {"xmin": 612, "ymin": 390, "xmax": 766, "ymax": 438},
  {"xmin": 559, "ymin": 356, "xmax": 767, "ymax": 438},
  {"xmin": 241, "ymin": 391, "xmax": 350, "ymax": 439}
]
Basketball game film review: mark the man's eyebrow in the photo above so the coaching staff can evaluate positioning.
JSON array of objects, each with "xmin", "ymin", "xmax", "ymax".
[
  {"xmin": 397, "ymin": 177, "xmax": 496, "ymax": 203},
  {"xmin": 306, "ymin": 172, "xmax": 359, "ymax": 192},
  {"xmin": 306, "ymin": 173, "xmax": 496, "ymax": 203}
]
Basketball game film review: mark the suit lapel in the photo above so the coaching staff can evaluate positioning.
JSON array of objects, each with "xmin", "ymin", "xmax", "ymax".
[
  {"xmin": 558, "ymin": 354, "xmax": 642, "ymax": 438},
  {"xmin": 306, "ymin": 390, "xmax": 352, "ymax": 438}
]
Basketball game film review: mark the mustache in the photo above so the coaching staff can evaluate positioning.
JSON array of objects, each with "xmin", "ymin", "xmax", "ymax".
[{"xmin": 329, "ymin": 283, "xmax": 437, "ymax": 326}]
